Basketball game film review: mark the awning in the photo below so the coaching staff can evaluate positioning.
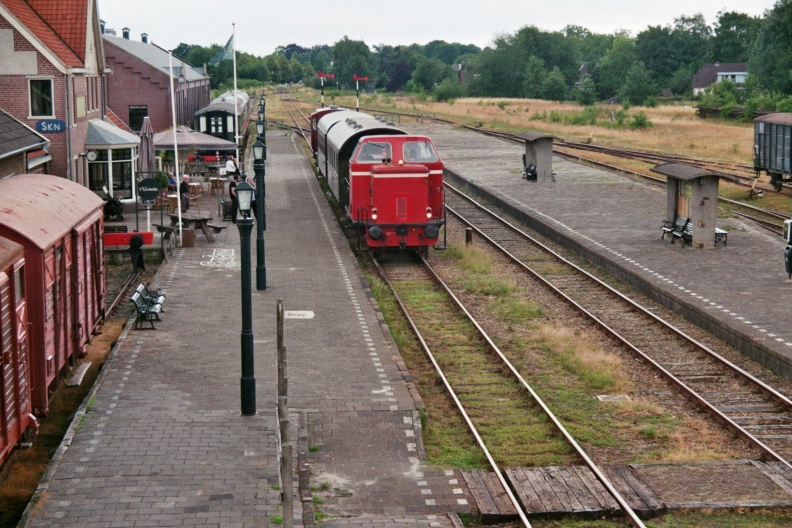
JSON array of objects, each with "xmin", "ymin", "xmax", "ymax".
[{"xmin": 85, "ymin": 119, "xmax": 141, "ymax": 149}]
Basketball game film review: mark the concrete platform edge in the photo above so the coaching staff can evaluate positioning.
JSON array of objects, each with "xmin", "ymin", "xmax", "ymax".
[{"xmin": 444, "ymin": 169, "xmax": 792, "ymax": 381}]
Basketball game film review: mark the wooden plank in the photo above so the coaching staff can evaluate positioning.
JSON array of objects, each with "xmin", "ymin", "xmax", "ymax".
[
  {"xmin": 505, "ymin": 468, "xmax": 545, "ymax": 514},
  {"xmin": 543, "ymin": 467, "xmax": 586, "ymax": 512},
  {"xmin": 602, "ymin": 466, "xmax": 645, "ymax": 512},
  {"xmin": 572, "ymin": 466, "xmax": 619, "ymax": 511},
  {"xmin": 557, "ymin": 467, "xmax": 601, "ymax": 512},
  {"xmin": 481, "ymin": 470, "xmax": 518, "ymax": 516},
  {"xmin": 751, "ymin": 461, "xmax": 792, "ymax": 497},
  {"xmin": 614, "ymin": 466, "xmax": 663, "ymax": 513},
  {"xmin": 524, "ymin": 467, "xmax": 565, "ymax": 512},
  {"xmin": 462, "ymin": 470, "xmax": 499, "ymax": 516}
]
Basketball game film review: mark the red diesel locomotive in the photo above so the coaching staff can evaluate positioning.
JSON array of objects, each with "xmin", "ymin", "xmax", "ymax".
[{"xmin": 314, "ymin": 109, "xmax": 444, "ymax": 256}]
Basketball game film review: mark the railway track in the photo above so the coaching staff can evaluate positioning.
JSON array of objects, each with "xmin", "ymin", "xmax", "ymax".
[
  {"xmin": 444, "ymin": 182, "xmax": 792, "ymax": 469},
  {"xmin": 287, "ymin": 96, "xmax": 791, "ymax": 228},
  {"xmin": 374, "ymin": 255, "xmax": 646, "ymax": 527}
]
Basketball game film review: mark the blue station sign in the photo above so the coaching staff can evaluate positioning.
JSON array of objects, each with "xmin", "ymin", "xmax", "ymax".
[{"xmin": 36, "ymin": 120, "xmax": 66, "ymax": 133}]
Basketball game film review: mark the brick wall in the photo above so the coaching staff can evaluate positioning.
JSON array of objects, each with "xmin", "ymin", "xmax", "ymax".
[{"xmin": 104, "ymin": 40, "xmax": 210, "ymax": 133}]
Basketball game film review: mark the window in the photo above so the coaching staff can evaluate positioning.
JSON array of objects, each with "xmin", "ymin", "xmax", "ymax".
[
  {"xmin": 29, "ymin": 79, "xmax": 53, "ymax": 117},
  {"xmin": 129, "ymin": 105, "xmax": 148, "ymax": 132},
  {"xmin": 88, "ymin": 149, "xmax": 134, "ymax": 200}
]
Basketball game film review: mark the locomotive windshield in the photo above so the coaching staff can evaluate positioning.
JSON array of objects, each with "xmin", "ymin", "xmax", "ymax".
[
  {"xmin": 356, "ymin": 142, "xmax": 392, "ymax": 163},
  {"xmin": 403, "ymin": 140, "xmax": 438, "ymax": 162}
]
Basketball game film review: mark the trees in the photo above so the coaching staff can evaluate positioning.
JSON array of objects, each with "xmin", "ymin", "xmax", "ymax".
[
  {"xmin": 711, "ymin": 11, "xmax": 761, "ymax": 62},
  {"xmin": 750, "ymin": 0, "xmax": 792, "ymax": 94},
  {"xmin": 619, "ymin": 63, "xmax": 656, "ymax": 106},
  {"xmin": 522, "ymin": 56, "xmax": 547, "ymax": 99},
  {"xmin": 333, "ymin": 37, "xmax": 370, "ymax": 90},
  {"xmin": 411, "ymin": 57, "xmax": 454, "ymax": 92},
  {"xmin": 541, "ymin": 67, "xmax": 568, "ymax": 102}
]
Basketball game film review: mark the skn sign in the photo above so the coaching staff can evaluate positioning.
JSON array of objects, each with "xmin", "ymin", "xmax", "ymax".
[{"xmin": 36, "ymin": 120, "xmax": 66, "ymax": 133}]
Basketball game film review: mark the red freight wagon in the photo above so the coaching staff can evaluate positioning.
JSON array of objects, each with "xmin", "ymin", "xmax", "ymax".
[
  {"xmin": 0, "ymin": 237, "xmax": 36, "ymax": 466},
  {"xmin": 0, "ymin": 175, "xmax": 105, "ymax": 415}
]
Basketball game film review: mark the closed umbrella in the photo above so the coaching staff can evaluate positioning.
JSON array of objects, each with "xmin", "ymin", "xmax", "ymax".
[{"xmin": 137, "ymin": 116, "xmax": 157, "ymax": 231}]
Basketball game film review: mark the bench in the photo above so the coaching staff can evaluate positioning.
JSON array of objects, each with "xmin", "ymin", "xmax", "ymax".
[
  {"xmin": 152, "ymin": 223, "xmax": 176, "ymax": 240},
  {"xmin": 103, "ymin": 231, "xmax": 154, "ymax": 247},
  {"xmin": 661, "ymin": 215, "xmax": 689, "ymax": 240},
  {"xmin": 672, "ymin": 224, "xmax": 729, "ymax": 247},
  {"xmin": 135, "ymin": 283, "xmax": 165, "ymax": 310},
  {"xmin": 206, "ymin": 223, "xmax": 227, "ymax": 234},
  {"xmin": 105, "ymin": 225, "xmax": 128, "ymax": 233},
  {"xmin": 130, "ymin": 291, "xmax": 162, "ymax": 330}
]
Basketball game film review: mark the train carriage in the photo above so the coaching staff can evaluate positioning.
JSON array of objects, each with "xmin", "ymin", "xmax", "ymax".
[
  {"xmin": 309, "ymin": 106, "xmax": 343, "ymax": 162},
  {"xmin": 316, "ymin": 110, "xmax": 445, "ymax": 255},
  {"xmin": 754, "ymin": 113, "xmax": 792, "ymax": 191},
  {"xmin": 0, "ymin": 175, "xmax": 105, "ymax": 415},
  {"xmin": 195, "ymin": 90, "xmax": 251, "ymax": 143},
  {"xmin": 0, "ymin": 237, "xmax": 35, "ymax": 466}
]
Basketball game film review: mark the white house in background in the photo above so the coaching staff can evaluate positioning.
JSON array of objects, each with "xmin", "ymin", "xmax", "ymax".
[{"xmin": 692, "ymin": 62, "xmax": 748, "ymax": 95}]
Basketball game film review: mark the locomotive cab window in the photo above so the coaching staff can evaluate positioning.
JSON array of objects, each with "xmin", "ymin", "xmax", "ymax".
[
  {"xmin": 357, "ymin": 142, "xmax": 391, "ymax": 163},
  {"xmin": 403, "ymin": 141, "xmax": 438, "ymax": 163}
]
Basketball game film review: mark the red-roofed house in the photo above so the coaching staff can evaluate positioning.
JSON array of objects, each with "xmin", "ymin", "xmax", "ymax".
[{"xmin": 0, "ymin": 0, "xmax": 140, "ymax": 201}]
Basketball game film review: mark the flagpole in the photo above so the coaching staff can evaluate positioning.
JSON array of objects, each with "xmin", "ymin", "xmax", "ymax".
[
  {"xmin": 232, "ymin": 23, "xmax": 239, "ymax": 162},
  {"xmin": 169, "ymin": 50, "xmax": 183, "ymax": 246}
]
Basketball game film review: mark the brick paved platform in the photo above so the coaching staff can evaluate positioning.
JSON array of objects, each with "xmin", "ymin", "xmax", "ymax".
[{"xmin": 19, "ymin": 131, "xmax": 469, "ymax": 527}]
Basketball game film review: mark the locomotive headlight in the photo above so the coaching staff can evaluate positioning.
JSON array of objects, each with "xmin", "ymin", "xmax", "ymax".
[
  {"xmin": 371, "ymin": 208, "xmax": 378, "ymax": 220},
  {"xmin": 426, "ymin": 207, "xmax": 433, "ymax": 219}
]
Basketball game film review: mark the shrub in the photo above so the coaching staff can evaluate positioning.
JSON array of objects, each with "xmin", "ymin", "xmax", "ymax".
[{"xmin": 629, "ymin": 111, "xmax": 652, "ymax": 129}]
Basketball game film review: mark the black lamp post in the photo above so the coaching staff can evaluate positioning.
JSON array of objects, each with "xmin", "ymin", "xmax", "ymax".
[
  {"xmin": 260, "ymin": 94, "xmax": 267, "ymax": 158},
  {"xmin": 252, "ymin": 139, "xmax": 266, "ymax": 290},
  {"xmin": 236, "ymin": 181, "xmax": 256, "ymax": 415}
]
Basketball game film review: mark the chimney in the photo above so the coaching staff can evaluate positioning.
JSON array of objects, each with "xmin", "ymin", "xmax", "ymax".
[
  {"xmin": 100, "ymin": 19, "xmax": 106, "ymax": 34},
  {"xmin": 122, "ymin": 27, "xmax": 130, "ymax": 39},
  {"xmin": 141, "ymin": 33, "xmax": 148, "ymax": 44}
]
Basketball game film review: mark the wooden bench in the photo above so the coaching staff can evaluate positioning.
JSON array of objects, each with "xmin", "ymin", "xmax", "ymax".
[
  {"xmin": 206, "ymin": 223, "xmax": 227, "ymax": 234},
  {"xmin": 661, "ymin": 215, "xmax": 689, "ymax": 240},
  {"xmin": 103, "ymin": 231, "xmax": 154, "ymax": 247},
  {"xmin": 152, "ymin": 223, "xmax": 176, "ymax": 239},
  {"xmin": 672, "ymin": 224, "xmax": 729, "ymax": 247},
  {"xmin": 130, "ymin": 291, "xmax": 162, "ymax": 330},
  {"xmin": 135, "ymin": 283, "xmax": 165, "ymax": 310}
]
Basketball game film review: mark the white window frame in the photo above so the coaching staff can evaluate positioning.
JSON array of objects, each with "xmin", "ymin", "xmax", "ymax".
[{"xmin": 28, "ymin": 77, "xmax": 55, "ymax": 119}]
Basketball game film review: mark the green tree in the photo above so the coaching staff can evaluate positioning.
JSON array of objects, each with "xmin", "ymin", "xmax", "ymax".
[
  {"xmin": 668, "ymin": 66, "xmax": 694, "ymax": 96},
  {"xmin": 541, "ymin": 67, "xmax": 568, "ymax": 101},
  {"xmin": 711, "ymin": 11, "xmax": 761, "ymax": 62},
  {"xmin": 592, "ymin": 37, "xmax": 637, "ymax": 99},
  {"xmin": 574, "ymin": 74, "xmax": 597, "ymax": 105},
  {"xmin": 619, "ymin": 62, "xmax": 656, "ymax": 105},
  {"xmin": 522, "ymin": 56, "xmax": 547, "ymax": 99},
  {"xmin": 749, "ymin": 0, "xmax": 792, "ymax": 94},
  {"xmin": 411, "ymin": 57, "xmax": 453, "ymax": 92},
  {"xmin": 333, "ymin": 36, "xmax": 370, "ymax": 90}
]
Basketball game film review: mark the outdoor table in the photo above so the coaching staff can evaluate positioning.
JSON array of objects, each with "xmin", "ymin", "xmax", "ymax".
[{"xmin": 169, "ymin": 213, "xmax": 215, "ymax": 242}]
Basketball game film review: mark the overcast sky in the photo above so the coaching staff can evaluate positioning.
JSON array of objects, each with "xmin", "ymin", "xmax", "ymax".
[{"xmin": 98, "ymin": 0, "xmax": 778, "ymax": 58}]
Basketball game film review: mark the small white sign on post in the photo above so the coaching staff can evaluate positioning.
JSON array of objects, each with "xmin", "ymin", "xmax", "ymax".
[{"xmin": 284, "ymin": 310, "xmax": 314, "ymax": 320}]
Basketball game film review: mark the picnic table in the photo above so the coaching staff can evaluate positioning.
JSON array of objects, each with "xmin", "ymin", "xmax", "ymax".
[{"xmin": 169, "ymin": 213, "xmax": 216, "ymax": 242}]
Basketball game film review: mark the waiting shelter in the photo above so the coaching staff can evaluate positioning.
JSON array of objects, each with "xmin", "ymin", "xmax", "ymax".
[
  {"xmin": 517, "ymin": 131, "xmax": 559, "ymax": 182},
  {"xmin": 651, "ymin": 163, "xmax": 738, "ymax": 249}
]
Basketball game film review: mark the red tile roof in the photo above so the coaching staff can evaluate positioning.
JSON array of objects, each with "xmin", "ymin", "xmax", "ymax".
[
  {"xmin": 1, "ymin": 0, "xmax": 84, "ymax": 67},
  {"xmin": 105, "ymin": 107, "xmax": 134, "ymax": 133}
]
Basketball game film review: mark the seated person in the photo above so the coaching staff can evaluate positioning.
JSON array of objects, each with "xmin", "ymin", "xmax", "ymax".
[
  {"xmin": 167, "ymin": 173, "xmax": 178, "ymax": 192},
  {"xmin": 358, "ymin": 142, "xmax": 390, "ymax": 163}
]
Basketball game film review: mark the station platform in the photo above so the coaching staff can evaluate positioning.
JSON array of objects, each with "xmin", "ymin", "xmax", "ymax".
[
  {"xmin": 406, "ymin": 121, "xmax": 792, "ymax": 382},
  {"xmin": 19, "ymin": 132, "xmax": 470, "ymax": 527}
]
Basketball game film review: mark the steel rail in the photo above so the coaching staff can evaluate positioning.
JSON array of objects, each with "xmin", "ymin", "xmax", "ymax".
[
  {"xmin": 445, "ymin": 182, "xmax": 792, "ymax": 472},
  {"xmin": 371, "ymin": 257, "xmax": 534, "ymax": 528},
  {"xmin": 420, "ymin": 257, "xmax": 647, "ymax": 528}
]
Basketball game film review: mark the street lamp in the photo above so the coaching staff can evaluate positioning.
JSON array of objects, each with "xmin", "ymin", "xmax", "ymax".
[
  {"xmin": 256, "ymin": 119, "xmax": 264, "ymax": 141},
  {"xmin": 236, "ymin": 181, "xmax": 256, "ymax": 415},
  {"xmin": 252, "ymin": 139, "xmax": 266, "ymax": 290}
]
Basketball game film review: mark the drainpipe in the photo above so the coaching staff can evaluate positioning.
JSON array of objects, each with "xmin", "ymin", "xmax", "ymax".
[{"xmin": 65, "ymin": 73, "xmax": 74, "ymax": 181}]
